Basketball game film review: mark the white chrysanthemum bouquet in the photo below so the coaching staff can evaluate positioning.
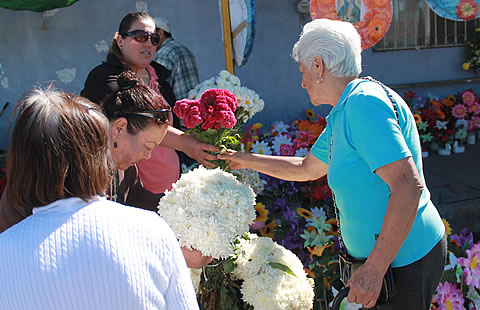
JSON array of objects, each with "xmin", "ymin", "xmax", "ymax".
[
  {"xmin": 234, "ymin": 233, "xmax": 315, "ymax": 310},
  {"xmin": 158, "ymin": 166, "xmax": 256, "ymax": 259},
  {"xmin": 188, "ymin": 70, "xmax": 265, "ymax": 123}
]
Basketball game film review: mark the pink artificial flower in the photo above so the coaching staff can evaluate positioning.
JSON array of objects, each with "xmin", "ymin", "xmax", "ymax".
[
  {"xmin": 458, "ymin": 243, "xmax": 480, "ymax": 288},
  {"xmin": 434, "ymin": 282, "xmax": 465, "ymax": 310},
  {"xmin": 462, "ymin": 89, "xmax": 478, "ymax": 106},
  {"xmin": 250, "ymin": 221, "xmax": 266, "ymax": 230},
  {"xmin": 472, "ymin": 116, "xmax": 480, "ymax": 129},
  {"xmin": 173, "ymin": 99, "xmax": 206, "ymax": 128},
  {"xmin": 468, "ymin": 102, "xmax": 480, "ymax": 116},
  {"xmin": 452, "ymin": 104, "xmax": 468, "ymax": 119},
  {"xmin": 280, "ymin": 144, "xmax": 295, "ymax": 156}
]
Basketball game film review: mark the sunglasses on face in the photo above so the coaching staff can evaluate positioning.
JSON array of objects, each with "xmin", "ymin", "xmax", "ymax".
[
  {"xmin": 121, "ymin": 107, "xmax": 171, "ymax": 124},
  {"xmin": 121, "ymin": 30, "xmax": 160, "ymax": 46}
]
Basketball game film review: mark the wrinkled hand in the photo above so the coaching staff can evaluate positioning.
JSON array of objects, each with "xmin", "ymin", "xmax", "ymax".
[
  {"xmin": 216, "ymin": 149, "xmax": 250, "ymax": 170},
  {"xmin": 181, "ymin": 135, "xmax": 218, "ymax": 168},
  {"xmin": 181, "ymin": 247, "xmax": 213, "ymax": 269},
  {"xmin": 346, "ymin": 262, "xmax": 384, "ymax": 308}
]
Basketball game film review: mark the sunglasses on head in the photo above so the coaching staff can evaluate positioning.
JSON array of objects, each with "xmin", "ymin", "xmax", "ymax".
[
  {"xmin": 121, "ymin": 30, "xmax": 160, "ymax": 46},
  {"xmin": 121, "ymin": 107, "xmax": 171, "ymax": 124}
]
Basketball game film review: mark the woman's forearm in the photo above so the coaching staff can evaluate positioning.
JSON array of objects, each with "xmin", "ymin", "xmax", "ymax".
[{"xmin": 222, "ymin": 152, "xmax": 328, "ymax": 182}]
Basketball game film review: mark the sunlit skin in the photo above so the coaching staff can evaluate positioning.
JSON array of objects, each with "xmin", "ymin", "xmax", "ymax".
[
  {"xmin": 110, "ymin": 117, "xmax": 167, "ymax": 171},
  {"xmin": 116, "ymin": 18, "xmax": 157, "ymax": 73}
]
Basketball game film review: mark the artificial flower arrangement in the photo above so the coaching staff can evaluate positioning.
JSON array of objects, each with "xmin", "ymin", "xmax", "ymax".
[
  {"xmin": 431, "ymin": 222, "xmax": 480, "ymax": 310},
  {"xmin": 405, "ymin": 88, "xmax": 480, "ymax": 155},
  {"xmin": 242, "ymin": 110, "xmax": 342, "ymax": 308},
  {"xmin": 462, "ymin": 26, "xmax": 480, "ymax": 74}
]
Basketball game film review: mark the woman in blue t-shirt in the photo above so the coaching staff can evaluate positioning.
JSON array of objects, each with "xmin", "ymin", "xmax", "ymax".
[{"xmin": 218, "ymin": 18, "xmax": 446, "ymax": 309}]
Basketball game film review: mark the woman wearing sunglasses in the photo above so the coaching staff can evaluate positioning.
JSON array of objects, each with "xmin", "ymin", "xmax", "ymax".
[{"xmin": 82, "ymin": 12, "xmax": 217, "ymax": 200}]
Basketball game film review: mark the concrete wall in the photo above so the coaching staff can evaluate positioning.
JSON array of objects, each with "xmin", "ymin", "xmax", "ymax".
[{"xmin": 1, "ymin": 0, "xmax": 479, "ymax": 150}]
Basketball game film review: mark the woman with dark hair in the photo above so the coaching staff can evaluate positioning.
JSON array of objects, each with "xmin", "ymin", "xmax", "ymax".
[
  {"xmin": 82, "ymin": 11, "xmax": 216, "ymax": 196},
  {"xmin": 0, "ymin": 87, "xmax": 198, "ymax": 309},
  {"xmin": 1, "ymin": 71, "xmax": 212, "ymax": 268}
]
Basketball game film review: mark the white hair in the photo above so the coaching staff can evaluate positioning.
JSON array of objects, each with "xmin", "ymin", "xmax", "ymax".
[{"xmin": 292, "ymin": 19, "xmax": 362, "ymax": 77}]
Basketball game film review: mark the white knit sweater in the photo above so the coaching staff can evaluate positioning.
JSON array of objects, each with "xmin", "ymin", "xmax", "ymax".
[{"xmin": 0, "ymin": 197, "xmax": 199, "ymax": 310}]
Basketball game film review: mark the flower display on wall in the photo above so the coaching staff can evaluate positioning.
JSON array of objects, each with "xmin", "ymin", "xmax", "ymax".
[
  {"xmin": 405, "ymin": 88, "xmax": 480, "ymax": 155},
  {"xmin": 462, "ymin": 26, "xmax": 480, "ymax": 74}
]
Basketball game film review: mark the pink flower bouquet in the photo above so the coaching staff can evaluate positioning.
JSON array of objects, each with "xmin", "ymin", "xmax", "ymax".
[{"xmin": 174, "ymin": 88, "xmax": 243, "ymax": 169}]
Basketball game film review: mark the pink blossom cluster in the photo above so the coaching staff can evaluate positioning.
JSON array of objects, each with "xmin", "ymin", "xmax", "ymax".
[
  {"xmin": 458, "ymin": 242, "xmax": 480, "ymax": 288},
  {"xmin": 173, "ymin": 88, "xmax": 238, "ymax": 130}
]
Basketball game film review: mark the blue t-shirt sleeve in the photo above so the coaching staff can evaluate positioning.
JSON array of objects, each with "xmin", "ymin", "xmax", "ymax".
[
  {"xmin": 310, "ymin": 125, "xmax": 330, "ymax": 164},
  {"xmin": 346, "ymin": 92, "xmax": 411, "ymax": 172}
]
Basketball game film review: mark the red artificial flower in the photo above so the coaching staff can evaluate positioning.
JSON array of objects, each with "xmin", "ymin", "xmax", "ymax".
[
  {"xmin": 280, "ymin": 144, "xmax": 295, "ymax": 156},
  {"xmin": 456, "ymin": 0, "xmax": 479, "ymax": 21},
  {"xmin": 173, "ymin": 99, "xmax": 205, "ymax": 128},
  {"xmin": 403, "ymin": 90, "xmax": 416, "ymax": 100}
]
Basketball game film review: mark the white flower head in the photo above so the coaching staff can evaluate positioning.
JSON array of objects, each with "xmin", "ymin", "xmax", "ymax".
[
  {"xmin": 234, "ymin": 169, "xmax": 266, "ymax": 195},
  {"xmin": 234, "ymin": 234, "xmax": 314, "ymax": 310},
  {"xmin": 189, "ymin": 268, "xmax": 202, "ymax": 293},
  {"xmin": 158, "ymin": 167, "xmax": 256, "ymax": 259},
  {"xmin": 251, "ymin": 141, "xmax": 272, "ymax": 155},
  {"xmin": 271, "ymin": 121, "xmax": 290, "ymax": 135},
  {"xmin": 435, "ymin": 120, "xmax": 449, "ymax": 130},
  {"xmin": 56, "ymin": 68, "xmax": 77, "ymax": 84},
  {"xmin": 295, "ymin": 147, "xmax": 309, "ymax": 157}
]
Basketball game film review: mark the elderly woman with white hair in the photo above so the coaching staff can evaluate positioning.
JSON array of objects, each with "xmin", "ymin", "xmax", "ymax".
[{"xmin": 218, "ymin": 19, "xmax": 446, "ymax": 309}]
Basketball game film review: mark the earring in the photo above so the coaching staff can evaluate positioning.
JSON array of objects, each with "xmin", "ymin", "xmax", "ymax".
[
  {"xmin": 113, "ymin": 141, "xmax": 118, "ymax": 149},
  {"xmin": 316, "ymin": 78, "xmax": 324, "ymax": 84}
]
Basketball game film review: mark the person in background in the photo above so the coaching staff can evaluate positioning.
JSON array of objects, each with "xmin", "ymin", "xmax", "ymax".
[
  {"xmin": 0, "ymin": 87, "xmax": 199, "ymax": 309},
  {"xmin": 82, "ymin": 12, "xmax": 213, "ymax": 197},
  {"xmin": 218, "ymin": 18, "xmax": 446, "ymax": 309},
  {"xmin": 154, "ymin": 16, "xmax": 200, "ymax": 100}
]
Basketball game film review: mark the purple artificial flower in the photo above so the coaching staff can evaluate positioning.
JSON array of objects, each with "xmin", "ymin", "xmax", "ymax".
[
  {"xmin": 250, "ymin": 221, "xmax": 265, "ymax": 230},
  {"xmin": 451, "ymin": 228, "xmax": 474, "ymax": 249},
  {"xmin": 270, "ymin": 197, "xmax": 289, "ymax": 212}
]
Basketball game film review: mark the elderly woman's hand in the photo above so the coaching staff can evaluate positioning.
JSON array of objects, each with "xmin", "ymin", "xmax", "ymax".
[
  {"xmin": 181, "ymin": 247, "xmax": 213, "ymax": 269},
  {"xmin": 346, "ymin": 262, "xmax": 385, "ymax": 308},
  {"xmin": 216, "ymin": 149, "xmax": 250, "ymax": 170}
]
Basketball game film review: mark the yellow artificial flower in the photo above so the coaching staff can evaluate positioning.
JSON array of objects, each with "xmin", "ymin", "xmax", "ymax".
[
  {"xmin": 261, "ymin": 220, "xmax": 277, "ymax": 238},
  {"xmin": 254, "ymin": 202, "xmax": 269, "ymax": 223},
  {"xmin": 463, "ymin": 62, "xmax": 471, "ymax": 70},
  {"xmin": 442, "ymin": 218, "xmax": 452, "ymax": 237},
  {"xmin": 252, "ymin": 123, "xmax": 263, "ymax": 130},
  {"xmin": 306, "ymin": 109, "xmax": 316, "ymax": 120},
  {"xmin": 414, "ymin": 114, "xmax": 422, "ymax": 124},
  {"xmin": 297, "ymin": 207, "xmax": 313, "ymax": 219}
]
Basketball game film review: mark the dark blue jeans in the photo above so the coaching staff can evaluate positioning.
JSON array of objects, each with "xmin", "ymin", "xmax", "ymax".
[{"xmin": 364, "ymin": 234, "xmax": 447, "ymax": 310}]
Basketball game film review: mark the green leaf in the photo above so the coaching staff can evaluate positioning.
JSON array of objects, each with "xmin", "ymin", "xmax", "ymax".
[{"xmin": 268, "ymin": 262, "xmax": 296, "ymax": 277}]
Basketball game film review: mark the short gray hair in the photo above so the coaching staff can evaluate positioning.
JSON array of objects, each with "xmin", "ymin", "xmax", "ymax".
[{"xmin": 292, "ymin": 19, "xmax": 362, "ymax": 77}]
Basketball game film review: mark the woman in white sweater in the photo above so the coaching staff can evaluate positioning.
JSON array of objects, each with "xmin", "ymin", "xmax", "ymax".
[{"xmin": 0, "ymin": 88, "xmax": 198, "ymax": 310}]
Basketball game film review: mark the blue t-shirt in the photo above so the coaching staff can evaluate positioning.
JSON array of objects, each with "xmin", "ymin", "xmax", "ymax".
[{"xmin": 311, "ymin": 79, "xmax": 444, "ymax": 267}]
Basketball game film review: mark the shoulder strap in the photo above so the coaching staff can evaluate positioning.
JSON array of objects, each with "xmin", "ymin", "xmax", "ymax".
[{"xmin": 360, "ymin": 76, "xmax": 400, "ymax": 126}]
